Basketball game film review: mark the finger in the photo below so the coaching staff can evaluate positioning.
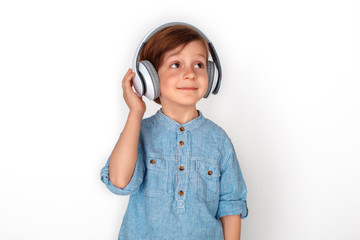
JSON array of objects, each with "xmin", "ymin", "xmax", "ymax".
[
  {"xmin": 125, "ymin": 73, "xmax": 136, "ymax": 89},
  {"xmin": 122, "ymin": 69, "xmax": 131, "ymax": 85},
  {"xmin": 123, "ymin": 73, "xmax": 136, "ymax": 94},
  {"xmin": 122, "ymin": 69, "xmax": 135, "ymax": 88},
  {"xmin": 121, "ymin": 70, "xmax": 128, "ymax": 89}
]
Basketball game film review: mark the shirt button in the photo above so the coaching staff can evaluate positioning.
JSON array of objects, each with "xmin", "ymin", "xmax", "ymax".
[
  {"xmin": 180, "ymin": 126, "xmax": 185, "ymax": 131},
  {"xmin": 179, "ymin": 141, "xmax": 184, "ymax": 146},
  {"xmin": 179, "ymin": 166, "xmax": 184, "ymax": 171},
  {"xmin": 150, "ymin": 159, "xmax": 155, "ymax": 164},
  {"xmin": 208, "ymin": 170, "xmax": 213, "ymax": 175},
  {"xmin": 179, "ymin": 190, "xmax": 184, "ymax": 196}
]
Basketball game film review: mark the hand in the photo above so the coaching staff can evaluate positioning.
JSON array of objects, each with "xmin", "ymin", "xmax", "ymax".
[{"xmin": 122, "ymin": 68, "xmax": 146, "ymax": 115}]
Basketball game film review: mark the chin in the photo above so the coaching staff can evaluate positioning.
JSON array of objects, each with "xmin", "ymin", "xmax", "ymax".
[
  {"xmin": 161, "ymin": 92, "xmax": 204, "ymax": 107},
  {"xmin": 179, "ymin": 98, "xmax": 202, "ymax": 107}
]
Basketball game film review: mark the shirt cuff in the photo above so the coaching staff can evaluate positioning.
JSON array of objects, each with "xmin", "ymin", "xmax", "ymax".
[
  {"xmin": 216, "ymin": 199, "xmax": 248, "ymax": 219},
  {"xmin": 100, "ymin": 165, "xmax": 142, "ymax": 196}
]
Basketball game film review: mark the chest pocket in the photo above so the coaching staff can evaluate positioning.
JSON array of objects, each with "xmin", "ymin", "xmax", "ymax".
[
  {"xmin": 142, "ymin": 156, "xmax": 168, "ymax": 197},
  {"xmin": 196, "ymin": 160, "xmax": 221, "ymax": 202}
]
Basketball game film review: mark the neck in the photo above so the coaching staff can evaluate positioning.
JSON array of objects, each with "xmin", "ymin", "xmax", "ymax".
[{"xmin": 160, "ymin": 105, "xmax": 199, "ymax": 125}]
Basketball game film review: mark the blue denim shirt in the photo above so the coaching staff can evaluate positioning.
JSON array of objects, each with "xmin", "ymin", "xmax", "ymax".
[{"xmin": 101, "ymin": 109, "xmax": 248, "ymax": 240}]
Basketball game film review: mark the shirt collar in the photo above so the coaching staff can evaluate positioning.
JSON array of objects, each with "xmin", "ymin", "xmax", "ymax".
[{"xmin": 154, "ymin": 108, "xmax": 205, "ymax": 133}]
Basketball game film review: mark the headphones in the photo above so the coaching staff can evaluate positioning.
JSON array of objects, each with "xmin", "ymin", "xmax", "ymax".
[{"xmin": 132, "ymin": 22, "xmax": 222, "ymax": 100}]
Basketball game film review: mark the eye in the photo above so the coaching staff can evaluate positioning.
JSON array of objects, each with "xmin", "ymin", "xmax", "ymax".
[
  {"xmin": 170, "ymin": 62, "xmax": 180, "ymax": 69},
  {"xmin": 194, "ymin": 62, "xmax": 204, "ymax": 69}
]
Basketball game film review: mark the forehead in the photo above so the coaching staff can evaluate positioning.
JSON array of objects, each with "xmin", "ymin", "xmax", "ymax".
[{"xmin": 162, "ymin": 40, "xmax": 208, "ymax": 60}]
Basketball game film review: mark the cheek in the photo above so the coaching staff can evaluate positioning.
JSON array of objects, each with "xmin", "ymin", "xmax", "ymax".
[
  {"xmin": 159, "ymin": 72, "xmax": 177, "ymax": 88},
  {"xmin": 159, "ymin": 81, "xmax": 170, "ymax": 93},
  {"xmin": 200, "ymin": 76, "xmax": 209, "ymax": 91}
]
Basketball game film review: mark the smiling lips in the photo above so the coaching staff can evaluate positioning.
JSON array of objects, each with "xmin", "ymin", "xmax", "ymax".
[{"xmin": 177, "ymin": 87, "xmax": 198, "ymax": 91}]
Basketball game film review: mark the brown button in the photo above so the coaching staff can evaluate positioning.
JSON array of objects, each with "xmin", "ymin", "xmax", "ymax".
[
  {"xmin": 179, "ymin": 141, "xmax": 184, "ymax": 146},
  {"xmin": 150, "ymin": 159, "xmax": 155, "ymax": 164},
  {"xmin": 179, "ymin": 190, "xmax": 184, "ymax": 196},
  {"xmin": 180, "ymin": 127, "xmax": 185, "ymax": 131},
  {"xmin": 208, "ymin": 170, "xmax": 213, "ymax": 175},
  {"xmin": 179, "ymin": 165, "xmax": 184, "ymax": 171}
]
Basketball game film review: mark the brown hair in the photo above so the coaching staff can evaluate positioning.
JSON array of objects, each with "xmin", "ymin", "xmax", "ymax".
[{"xmin": 138, "ymin": 25, "xmax": 209, "ymax": 104}]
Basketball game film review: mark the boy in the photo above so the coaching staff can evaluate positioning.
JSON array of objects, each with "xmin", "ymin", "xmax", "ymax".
[{"xmin": 101, "ymin": 23, "xmax": 248, "ymax": 239}]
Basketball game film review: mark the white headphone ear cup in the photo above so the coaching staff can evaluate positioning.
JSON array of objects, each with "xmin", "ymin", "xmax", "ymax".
[
  {"xmin": 138, "ymin": 60, "xmax": 160, "ymax": 100},
  {"xmin": 204, "ymin": 61, "xmax": 215, "ymax": 98}
]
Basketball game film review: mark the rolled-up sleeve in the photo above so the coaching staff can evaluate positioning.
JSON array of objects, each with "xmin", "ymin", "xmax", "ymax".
[
  {"xmin": 100, "ymin": 137, "xmax": 145, "ymax": 196},
  {"xmin": 216, "ymin": 141, "xmax": 248, "ymax": 219}
]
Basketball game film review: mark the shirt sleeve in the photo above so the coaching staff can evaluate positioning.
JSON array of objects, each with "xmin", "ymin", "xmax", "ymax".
[
  {"xmin": 216, "ymin": 140, "xmax": 248, "ymax": 219},
  {"xmin": 100, "ymin": 135, "xmax": 145, "ymax": 196}
]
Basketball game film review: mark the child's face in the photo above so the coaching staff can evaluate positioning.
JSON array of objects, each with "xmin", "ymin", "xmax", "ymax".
[{"xmin": 157, "ymin": 40, "xmax": 208, "ymax": 109}]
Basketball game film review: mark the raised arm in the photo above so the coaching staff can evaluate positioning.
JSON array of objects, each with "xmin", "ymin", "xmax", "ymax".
[{"xmin": 109, "ymin": 69, "xmax": 146, "ymax": 189}]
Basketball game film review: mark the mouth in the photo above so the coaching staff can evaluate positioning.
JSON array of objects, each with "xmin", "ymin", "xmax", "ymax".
[{"xmin": 177, "ymin": 87, "xmax": 198, "ymax": 91}]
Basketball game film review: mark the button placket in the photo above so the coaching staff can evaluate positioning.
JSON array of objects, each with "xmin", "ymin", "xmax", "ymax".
[
  {"xmin": 176, "ymin": 126, "xmax": 187, "ymax": 209},
  {"xmin": 178, "ymin": 126, "xmax": 186, "ymax": 172}
]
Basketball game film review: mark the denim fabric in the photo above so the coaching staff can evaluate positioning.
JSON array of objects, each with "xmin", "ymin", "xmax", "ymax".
[{"xmin": 101, "ymin": 109, "xmax": 248, "ymax": 240}]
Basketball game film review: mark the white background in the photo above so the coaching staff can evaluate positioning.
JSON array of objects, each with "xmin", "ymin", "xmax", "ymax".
[{"xmin": 1, "ymin": 0, "xmax": 359, "ymax": 239}]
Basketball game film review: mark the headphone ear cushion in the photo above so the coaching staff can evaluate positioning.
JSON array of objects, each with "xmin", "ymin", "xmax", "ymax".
[
  {"xmin": 138, "ymin": 60, "xmax": 160, "ymax": 100},
  {"xmin": 204, "ymin": 61, "xmax": 215, "ymax": 98}
]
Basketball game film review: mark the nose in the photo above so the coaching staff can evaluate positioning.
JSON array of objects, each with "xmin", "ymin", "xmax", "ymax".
[{"xmin": 183, "ymin": 65, "xmax": 196, "ymax": 80}]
